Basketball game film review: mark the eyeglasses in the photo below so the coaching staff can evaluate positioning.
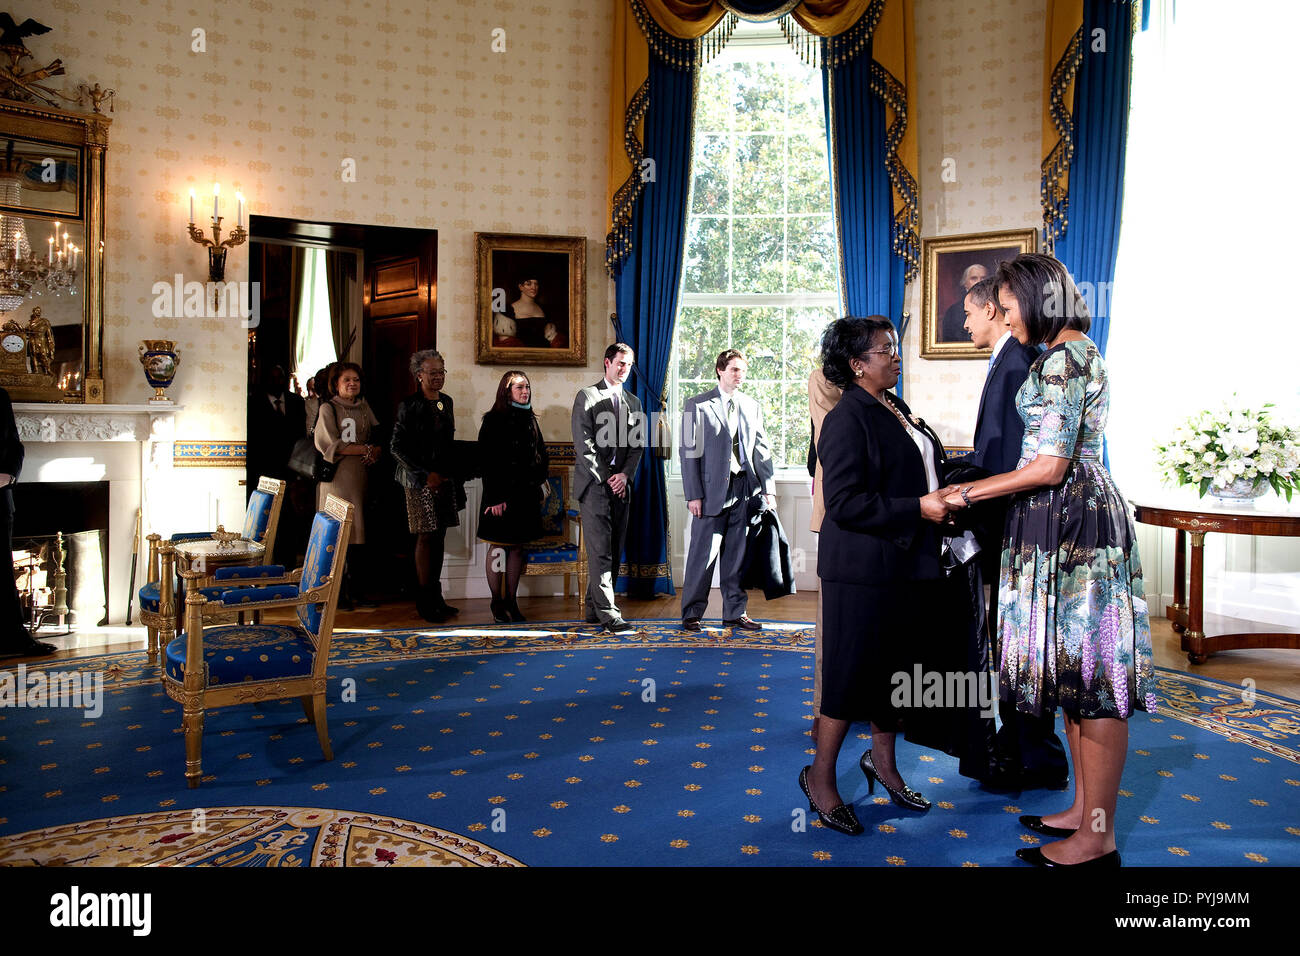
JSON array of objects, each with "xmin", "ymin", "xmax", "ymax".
[
  {"xmin": 422, "ymin": 367, "xmax": 447, "ymax": 376},
  {"xmin": 862, "ymin": 343, "xmax": 900, "ymax": 358}
]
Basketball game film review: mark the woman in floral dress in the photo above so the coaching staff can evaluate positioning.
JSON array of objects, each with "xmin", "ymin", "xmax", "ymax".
[{"xmin": 942, "ymin": 253, "xmax": 1156, "ymax": 867}]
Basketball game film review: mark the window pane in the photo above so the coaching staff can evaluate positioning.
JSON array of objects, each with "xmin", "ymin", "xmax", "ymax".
[
  {"xmin": 787, "ymin": 216, "xmax": 837, "ymax": 294},
  {"xmin": 732, "ymin": 134, "xmax": 784, "ymax": 216},
  {"xmin": 787, "ymin": 67, "xmax": 824, "ymax": 131},
  {"xmin": 788, "ymin": 304, "xmax": 835, "ymax": 369},
  {"xmin": 676, "ymin": 306, "xmax": 729, "ymax": 380},
  {"xmin": 748, "ymin": 379, "xmax": 787, "ymax": 465},
  {"xmin": 730, "ymin": 217, "xmax": 785, "ymax": 293},
  {"xmin": 787, "ymin": 134, "xmax": 831, "ymax": 215},
  {"xmin": 729, "ymin": 306, "xmax": 783, "ymax": 379},
  {"xmin": 696, "ymin": 66, "xmax": 734, "ymax": 133},
  {"xmin": 683, "ymin": 217, "xmax": 729, "ymax": 294},
  {"xmin": 691, "ymin": 133, "xmax": 729, "ymax": 216},
  {"xmin": 732, "ymin": 60, "xmax": 786, "ymax": 132}
]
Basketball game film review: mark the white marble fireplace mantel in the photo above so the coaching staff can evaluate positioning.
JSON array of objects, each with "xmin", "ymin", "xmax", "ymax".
[
  {"xmin": 12, "ymin": 403, "xmax": 186, "ymax": 625},
  {"xmin": 13, "ymin": 402, "xmax": 182, "ymax": 445}
]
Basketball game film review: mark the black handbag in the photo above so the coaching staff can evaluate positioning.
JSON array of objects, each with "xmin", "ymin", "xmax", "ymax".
[{"xmin": 291, "ymin": 404, "xmax": 338, "ymax": 482}]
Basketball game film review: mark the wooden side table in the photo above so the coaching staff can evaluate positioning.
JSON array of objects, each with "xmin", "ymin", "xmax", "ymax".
[{"xmin": 1132, "ymin": 496, "xmax": 1300, "ymax": 664}]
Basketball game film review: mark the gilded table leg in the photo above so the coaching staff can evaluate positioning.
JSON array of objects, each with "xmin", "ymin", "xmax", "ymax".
[{"xmin": 1184, "ymin": 530, "xmax": 1208, "ymax": 664}]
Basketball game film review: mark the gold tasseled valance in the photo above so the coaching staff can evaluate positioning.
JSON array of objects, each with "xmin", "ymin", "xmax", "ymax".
[{"xmin": 607, "ymin": 0, "xmax": 917, "ymax": 276}]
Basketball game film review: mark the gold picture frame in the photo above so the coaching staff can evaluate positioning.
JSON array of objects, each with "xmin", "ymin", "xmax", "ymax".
[
  {"xmin": 475, "ymin": 232, "xmax": 586, "ymax": 366},
  {"xmin": 919, "ymin": 229, "xmax": 1037, "ymax": 360}
]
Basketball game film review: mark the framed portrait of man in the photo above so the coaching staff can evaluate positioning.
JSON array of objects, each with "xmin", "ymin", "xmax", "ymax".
[
  {"xmin": 475, "ymin": 233, "xmax": 587, "ymax": 366},
  {"xmin": 919, "ymin": 229, "xmax": 1037, "ymax": 359}
]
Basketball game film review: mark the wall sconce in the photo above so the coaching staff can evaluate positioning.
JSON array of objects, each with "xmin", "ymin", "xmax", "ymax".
[{"xmin": 186, "ymin": 183, "xmax": 247, "ymax": 284}]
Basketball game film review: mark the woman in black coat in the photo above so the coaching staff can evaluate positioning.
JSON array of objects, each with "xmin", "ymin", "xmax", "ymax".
[
  {"xmin": 799, "ymin": 317, "xmax": 956, "ymax": 835},
  {"xmin": 477, "ymin": 371, "xmax": 548, "ymax": 623},
  {"xmin": 391, "ymin": 350, "xmax": 467, "ymax": 623}
]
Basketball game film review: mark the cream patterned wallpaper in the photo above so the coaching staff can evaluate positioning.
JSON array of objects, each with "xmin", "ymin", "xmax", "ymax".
[
  {"xmin": 39, "ymin": 0, "xmax": 1043, "ymax": 455},
  {"xmin": 904, "ymin": 0, "xmax": 1044, "ymax": 446},
  {"xmin": 40, "ymin": 0, "xmax": 615, "ymax": 448}
]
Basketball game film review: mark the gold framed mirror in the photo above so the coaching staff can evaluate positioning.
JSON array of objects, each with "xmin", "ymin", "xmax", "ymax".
[{"xmin": 0, "ymin": 98, "xmax": 107, "ymax": 403}]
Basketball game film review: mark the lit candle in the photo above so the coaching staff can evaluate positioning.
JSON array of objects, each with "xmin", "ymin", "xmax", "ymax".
[
  {"xmin": 213, "ymin": 183, "xmax": 220, "ymax": 220},
  {"xmin": 189, "ymin": 189, "xmax": 195, "ymax": 224},
  {"xmin": 236, "ymin": 192, "xmax": 244, "ymax": 230}
]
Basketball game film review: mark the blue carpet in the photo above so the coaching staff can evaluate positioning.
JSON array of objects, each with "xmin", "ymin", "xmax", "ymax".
[{"xmin": 0, "ymin": 620, "xmax": 1296, "ymax": 866}]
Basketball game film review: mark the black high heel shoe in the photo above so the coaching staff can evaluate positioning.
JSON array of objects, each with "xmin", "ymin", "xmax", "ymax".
[
  {"xmin": 505, "ymin": 599, "xmax": 526, "ymax": 623},
  {"xmin": 860, "ymin": 750, "xmax": 931, "ymax": 812},
  {"xmin": 798, "ymin": 766, "xmax": 863, "ymax": 836},
  {"xmin": 1016, "ymin": 846, "xmax": 1120, "ymax": 868},
  {"xmin": 489, "ymin": 599, "xmax": 511, "ymax": 624}
]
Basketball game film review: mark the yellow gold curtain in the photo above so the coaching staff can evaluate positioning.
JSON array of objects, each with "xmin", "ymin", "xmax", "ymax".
[
  {"xmin": 1042, "ymin": 0, "xmax": 1084, "ymax": 250},
  {"xmin": 607, "ymin": 0, "xmax": 917, "ymax": 275}
]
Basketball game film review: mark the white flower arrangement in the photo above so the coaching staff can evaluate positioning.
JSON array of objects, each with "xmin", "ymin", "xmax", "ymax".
[{"xmin": 1155, "ymin": 399, "xmax": 1298, "ymax": 501}]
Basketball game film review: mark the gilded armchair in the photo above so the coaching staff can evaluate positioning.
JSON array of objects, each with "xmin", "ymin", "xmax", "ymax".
[{"xmin": 161, "ymin": 494, "xmax": 353, "ymax": 789}]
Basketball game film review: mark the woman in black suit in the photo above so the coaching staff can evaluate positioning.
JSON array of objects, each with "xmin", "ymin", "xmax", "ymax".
[{"xmin": 799, "ymin": 317, "xmax": 955, "ymax": 835}]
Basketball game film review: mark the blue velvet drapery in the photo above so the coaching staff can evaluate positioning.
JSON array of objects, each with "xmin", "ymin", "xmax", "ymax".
[
  {"xmin": 1051, "ymin": 0, "xmax": 1137, "ymax": 360},
  {"xmin": 612, "ymin": 53, "xmax": 694, "ymax": 598},
  {"xmin": 822, "ymin": 34, "xmax": 908, "ymax": 392}
]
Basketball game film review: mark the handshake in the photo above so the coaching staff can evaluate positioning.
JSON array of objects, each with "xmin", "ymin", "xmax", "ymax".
[{"xmin": 919, "ymin": 484, "xmax": 976, "ymax": 525}]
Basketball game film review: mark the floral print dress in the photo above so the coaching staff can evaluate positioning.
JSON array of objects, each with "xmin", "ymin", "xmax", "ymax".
[{"xmin": 998, "ymin": 340, "xmax": 1158, "ymax": 720}]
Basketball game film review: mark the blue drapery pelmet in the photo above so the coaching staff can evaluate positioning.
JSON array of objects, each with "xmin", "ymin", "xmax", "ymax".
[
  {"xmin": 612, "ymin": 52, "xmax": 694, "ymax": 598},
  {"xmin": 1050, "ymin": 0, "xmax": 1139, "ymax": 360},
  {"xmin": 820, "ymin": 17, "xmax": 914, "ymax": 396}
]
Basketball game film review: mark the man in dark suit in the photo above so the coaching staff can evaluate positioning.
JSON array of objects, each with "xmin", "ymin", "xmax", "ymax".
[
  {"xmin": 679, "ymin": 349, "xmax": 776, "ymax": 633},
  {"xmin": 248, "ymin": 365, "xmax": 307, "ymax": 566},
  {"xmin": 963, "ymin": 276, "xmax": 1068, "ymax": 790},
  {"xmin": 571, "ymin": 343, "xmax": 645, "ymax": 632},
  {"xmin": 0, "ymin": 386, "xmax": 56, "ymax": 657}
]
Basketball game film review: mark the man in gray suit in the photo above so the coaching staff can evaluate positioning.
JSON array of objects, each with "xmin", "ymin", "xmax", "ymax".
[
  {"xmin": 679, "ymin": 349, "xmax": 776, "ymax": 633},
  {"xmin": 571, "ymin": 343, "xmax": 645, "ymax": 632}
]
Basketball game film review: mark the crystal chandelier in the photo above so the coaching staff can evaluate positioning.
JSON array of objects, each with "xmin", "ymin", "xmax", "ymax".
[{"xmin": 0, "ymin": 173, "xmax": 77, "ymax": 314}]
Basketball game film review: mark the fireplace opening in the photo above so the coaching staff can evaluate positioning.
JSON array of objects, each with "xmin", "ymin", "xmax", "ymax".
[{"xmin": 12, "ymin": 480, "xmax": 110, "ymax": 630}]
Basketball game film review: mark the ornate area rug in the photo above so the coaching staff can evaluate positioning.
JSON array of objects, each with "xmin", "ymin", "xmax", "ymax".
[{"xmin": 1, "ymin": 621, "xmax": 1296, "ymax": 866}]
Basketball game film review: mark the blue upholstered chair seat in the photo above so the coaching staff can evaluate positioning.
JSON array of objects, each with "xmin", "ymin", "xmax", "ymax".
[
  {"xmin": 139, "ymin": 581, "xmax": 160, "ymax": 612},
  {"xmin": 524, "ymin": 542, "xmax": 580, "ymax": 563},
  {"xmin": 164, "ymin": 623, "xmax": 316, "ymax": 685},
  {"xmin": 213, "ymin": 564, "xmax": 287, "ymax": 582}
]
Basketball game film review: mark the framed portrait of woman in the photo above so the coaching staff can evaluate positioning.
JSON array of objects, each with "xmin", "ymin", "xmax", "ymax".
[
  {"xmin": 919, "ymin": 229, "xmax": 1037, "ymax": 359},
  {"xmin": 475, "ymin": 232, "xmax": 587, "ymax": 366}
]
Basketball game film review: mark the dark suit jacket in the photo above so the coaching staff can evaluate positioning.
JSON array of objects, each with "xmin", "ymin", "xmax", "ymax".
[
  {"xmin": 570, "ymin": 379, "xmax": 646, "ymax": 503},
  {"xmin": 816, "ymin": 386, "xmax": 943, "ymax": 585},
  {"xmin": 0, "ymin": 387, "xmax": 23, "ymax": 515},
  {"xmin": 741, "ymin": 501, "xmax": 796, "ymax": 599},
  {"xmin": 969, "ymin": 337, "xmax": 1037, "ymax": 574},
  {"xmin": 970, "ymin": 338, "xmax": 1038, "ymax": 475}
]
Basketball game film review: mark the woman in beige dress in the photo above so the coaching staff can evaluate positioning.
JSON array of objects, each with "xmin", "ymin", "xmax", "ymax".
[{"xmin": 314, "ymin": 361, "xmax": 381, "ymax": 606}]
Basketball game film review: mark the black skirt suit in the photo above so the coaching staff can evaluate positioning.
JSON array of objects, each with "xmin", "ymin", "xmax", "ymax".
[{"xmin": 816, "ymin": 385, "xmax": 944, "ymax": 728}]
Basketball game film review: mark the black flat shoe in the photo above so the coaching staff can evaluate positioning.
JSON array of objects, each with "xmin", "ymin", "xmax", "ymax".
[
  {"xmin": 860, "ymin": 750, "xmax": 930, "ymax": 812},
  {"xmin": 798, "ymin": 766, "xmax": 863, "ymax": 836},
  {"xmin": 1016, "ymin": 846, "xmax": 1120, "ymax": 867},
  {"xmin": 1020, "ymin": 814, "xmax": 1077, "ymax": 838},
  {"xmin": 0, "ymin": 640, "xmax": 57, "ymax": 658}
]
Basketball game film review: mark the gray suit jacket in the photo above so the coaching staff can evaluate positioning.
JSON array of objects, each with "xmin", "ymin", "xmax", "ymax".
[
  {"xmin": 680, "ymin": 386, "xmax": 775, "ymax": 517},
  {"xmin": 570, "ymin": 379, "xmax": 646, "ymax": 503}
]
